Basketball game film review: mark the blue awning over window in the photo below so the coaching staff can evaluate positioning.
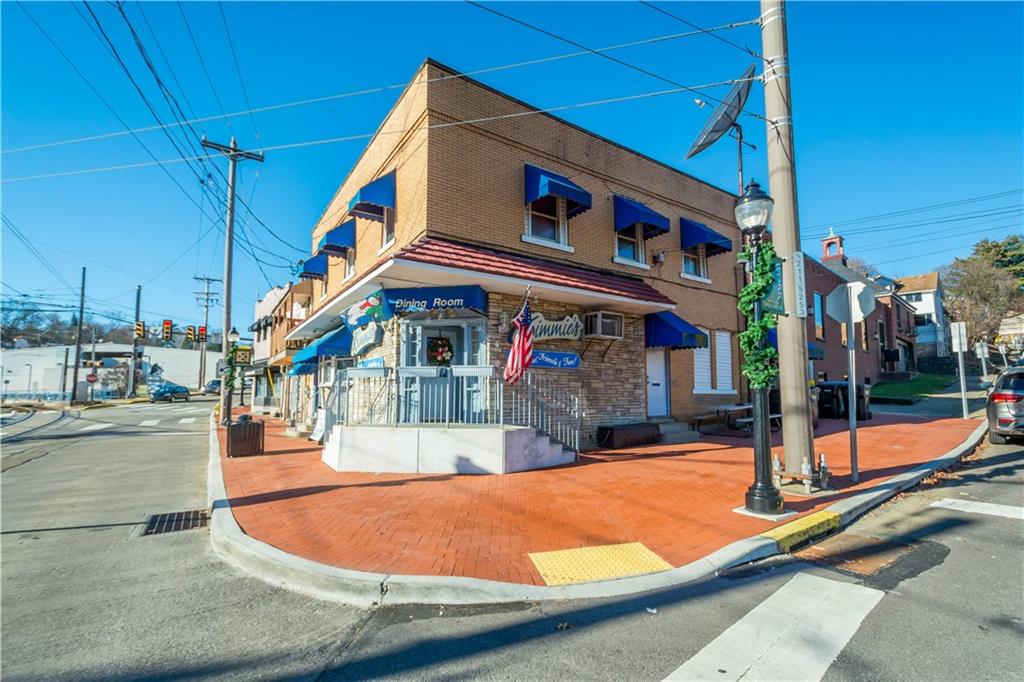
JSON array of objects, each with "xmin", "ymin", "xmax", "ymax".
[
  {"xmin": 645, "ymin": 311, "xmax": 708, "ymax": 349},
  {"xmin": 287, "ymin": 361, "xmax": 318, "ymax": 376},
  {"xmin": 298, "ymin": 254, "xmax": 328, "ymax": 280},
  {"xmin": 291, "ymin": 325, "xmax": 352, "ymax": 365},
  {"xmin": 317, "ymin": 220, "xmax": 355, "ymax": 256},
  {"xmin": 348, "ymin": 171, "xmax": 395, "ymax": 221},
  {"xmin": 614, "ymin": 195, "xmax": 670, "ymax": 239},
  {"xmin": 767, "ymin": 329, "xmax": 826, "ymax": 360},
  {"xmin": 681, "ymin": 217, "xmax": 733, "ymax": 257},
  {"xmin": 524, "ymin": 164, "xmax": 592, "ymax": 218}
]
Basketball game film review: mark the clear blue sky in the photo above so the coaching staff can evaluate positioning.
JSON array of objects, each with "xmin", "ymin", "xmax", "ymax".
[{"xmin": 3, "ymin": 1, "xmax": 1022, "ymax": 332}]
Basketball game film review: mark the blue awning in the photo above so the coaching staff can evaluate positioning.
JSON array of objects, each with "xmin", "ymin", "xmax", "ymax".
[
  {"xmin": 645, "ymin": 311, "xmax": 708, "ymax": 349},
  {"xmin": 348, "ymin": 171, "xmax": 395, "ymax": 221},
  {"xmin": 288, "ymin": 362, "xmax": 317, "ymax": 376},
  {"xmin": 681, "ymin": 217, "xmax": 733, "ymax": 257},
  {"xmin": 291, "ymin": 326, "xmax": 352, "ymax": 364},
  {"xmin": 524, "ymin": 164, "xmax": 592, "ymax": 218},
  {"xmin": 298, "ymin": 254, "xmax": 328, "ymax": 281},
  {"xmin": 614, "ymin": 195, "xmax": 670, "ymax": 239},
  {"xmin": 767, "ymin": 329, "xmax": 826, "ymax": 360},
  {"xmin": 317, "ymin": 220, "xmax": 355, "ymax": 256}
]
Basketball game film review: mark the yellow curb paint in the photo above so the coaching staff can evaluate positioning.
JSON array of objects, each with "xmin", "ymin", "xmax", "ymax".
[
  {"xmin": 760, "ymin": 510, "xmax": 841, "ymax": 553},
  {"xmin": 529, "ymin": 542, "xmax": 672, "ymax": 586}
]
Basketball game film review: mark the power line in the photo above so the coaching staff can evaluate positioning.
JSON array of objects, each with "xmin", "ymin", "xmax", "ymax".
[
  {"xmin": 176, "ymin": 0, "xmax": 235, "ymax": 135},
  {"xmin": 217, "ymin": 1, "xmax": 261, "ymax": 141},
  {"xmin": 1, "ymin": 214, "xmax": 76, "ymax": 293},
  {"xmin": 804, "ymin": 205, "xmax": 1023, "ymax": 240},
  {"xmin": 4, "ymin": 76, "xmax": 753, "ymax": 184},
  {"xmin": 464, "ymin": 0, "xmax": 768, "ymax": 122},
  {"xmin": 3, "ymin": 21, "xmax": 757, "ymax": 155},
  {"xmin": 803, "ymin": 188, "xmax": 1024, "ymax": 231},
  {"xmin": 639, "ymin": 1, "xmax": 763, "ymax": 59}
]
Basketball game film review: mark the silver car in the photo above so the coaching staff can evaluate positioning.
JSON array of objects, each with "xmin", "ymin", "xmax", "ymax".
[{"xmin": 987, "ymin": 368, "xmax": 1024, "ymax": 444}]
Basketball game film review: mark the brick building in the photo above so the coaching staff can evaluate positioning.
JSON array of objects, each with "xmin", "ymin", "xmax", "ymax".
[{"xmin": 282, "ymin": 59, "xmax": 750, "ymax": 469}]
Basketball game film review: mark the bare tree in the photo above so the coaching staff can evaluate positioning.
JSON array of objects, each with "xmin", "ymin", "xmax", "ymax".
[{"xmin": 941, "ymin": 256, "xmax": 1024, "ymax": 343}]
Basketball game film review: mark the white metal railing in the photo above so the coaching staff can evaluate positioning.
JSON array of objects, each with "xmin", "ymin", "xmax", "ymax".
[{"xmin": 330, "ymin": 366, "xmax": 582, "ymax": 453}]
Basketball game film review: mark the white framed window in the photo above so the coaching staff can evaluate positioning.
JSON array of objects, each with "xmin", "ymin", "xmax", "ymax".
[
  {"xmin": 693, "ymin": 326, "xmax": 713, "ymax": 393},
  {"xmin": 614, "ymin": 223, "xmax": 648, "ymax": 269},
  {"xmin": 380, "ymin": 207, "xmax": 395, "ymax": 251},
  {"xmin": 714, "ymin": 330, "xmax": 735, "ymax": 393},
  {"xmin": 682, "ymin": 244, "xmax": 709, "ymax": 281},
  {"xmin": 523, "ymin": 196, "xmax": 572, "ymax": 251},
  {"xmin": 344, "ymin": 247, "xmax": 356, "ymax": 282}
]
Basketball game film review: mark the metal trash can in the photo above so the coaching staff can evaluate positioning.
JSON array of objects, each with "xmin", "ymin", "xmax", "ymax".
[
  {"xmin": 816, "ymin": 382, "xmax": 845, "ymax": 419},
  {"xmin": 227, "ymin": 417, "xmax": 264, "ymax": 457}
]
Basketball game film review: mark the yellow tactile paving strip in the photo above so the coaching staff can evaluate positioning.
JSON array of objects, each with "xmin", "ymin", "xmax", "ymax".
[{"xmin": 529, "ymin": 542, "xmax": 673, "ymax": 586}]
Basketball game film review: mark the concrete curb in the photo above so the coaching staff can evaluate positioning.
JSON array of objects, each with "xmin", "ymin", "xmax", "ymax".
[
  {"xmin": 760, "ymin": 420, "xmax": 989, "ymax": 552},
  {"xmin": 80, "ymin": 398, "xmax": 150, "ymax": 411},
  {"xmin": 205, "ymin": 415, "xmax": 987, "ymax": 606}
]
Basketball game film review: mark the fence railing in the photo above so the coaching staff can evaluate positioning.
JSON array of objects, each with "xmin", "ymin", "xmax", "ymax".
[{"xmin": 329, "ymin": 366, "xmax": 582, "ymax": 453}]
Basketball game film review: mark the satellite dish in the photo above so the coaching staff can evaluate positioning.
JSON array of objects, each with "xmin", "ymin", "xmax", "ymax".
[{"xmin": 685, "ymin": 64, "xmax": 757, "ymax": 160}]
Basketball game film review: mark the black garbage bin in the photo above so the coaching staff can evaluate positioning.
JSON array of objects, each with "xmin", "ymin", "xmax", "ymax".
[
  {"xmin": 817, "ymin": 381, "xmax": 871, "ymax": 420},
  {"xmin": 227, "ymin": 417, "xmax": 264, "ymax": 457}
]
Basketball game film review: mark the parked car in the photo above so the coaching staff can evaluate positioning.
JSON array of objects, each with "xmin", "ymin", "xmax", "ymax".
[
  {"xmin": 150, "ymin": 383, "xmax": 191, "ymax": 403},
  {"xmin": 986, "ymin": 368, "xmax": 1024, "ymax": 444},
  {"xmin": 201, "ymin": 379, "xmax": 221, "ymax": 395}
]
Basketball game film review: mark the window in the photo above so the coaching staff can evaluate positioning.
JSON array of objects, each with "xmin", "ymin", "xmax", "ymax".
[
  {"xmin": 381, "ymin": 207, "xmax": 395, "ymax": 250},
  {"xmin": 905, "ymin": 292, "xmax": 922, "ymax": 303},
  {"xmin": 682, "ymin": 244, "xmax": 708, "ymax": 280},
  {"xmin": 714, "ymin": 330, "xmax": 734, "ymax": 393},
  {"xmin": 344, "ymin": 246, "xmax": 356, "ymax": 281},
  {"xmin": 862, "ymin": 320, "xmax": 870, "ymax": 352},
  {"xmin": 897, "ymin": 309, "xmax": 903, "ymax": 330},
  {"xmin": 693, "ymin": 327, "xmax": 712, "ymax": 393},
  {"xmin": 614, "ymin": 223, "xmax": 647, "ymax": 267},
  {"xmin": 524, "ymin": 195, "xmax": 568, "ymax": 247},
  {"xmin": 840, "ymin": 322, "xmax": 848, "ymax": 347},
  {"xmin": 813, "ymin": 292, "xmax": 825, "ymax": 340},
  {"xmin": 915, "ymin": 313, "xmax": 934, "ymax": 325}
]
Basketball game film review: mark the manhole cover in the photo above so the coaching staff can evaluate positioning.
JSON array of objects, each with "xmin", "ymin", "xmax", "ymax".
[
  {"xmin": 141, "ymin": 510, "xmax": 208, "ymax": 536},
  {"xmin": 795, "ymin": 533, "xmax": 914, "ymax": 576}
]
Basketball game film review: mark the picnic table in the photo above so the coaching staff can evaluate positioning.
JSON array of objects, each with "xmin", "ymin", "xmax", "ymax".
[{"xmin": 693, "ymin": 403, "xmax": 753, "ymax": 435}]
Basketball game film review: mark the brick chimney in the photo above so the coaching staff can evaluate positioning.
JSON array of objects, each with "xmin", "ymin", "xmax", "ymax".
[{"xmin": 822, "ymin": 227, "xmax": 847, "ymax": 265}]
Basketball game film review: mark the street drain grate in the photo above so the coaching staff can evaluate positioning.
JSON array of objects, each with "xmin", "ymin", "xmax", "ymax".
[{"xmin": 141, "ymin": 510, "xmax": 208, "ymax": 536}]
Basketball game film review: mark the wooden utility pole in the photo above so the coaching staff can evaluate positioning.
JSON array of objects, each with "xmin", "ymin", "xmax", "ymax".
[
  {"xmin": 71, "ymin": 267, "xmax": 86, "ymax": 403},
  {"xmin": 201, "ymin": 137, "xmax": 263, "ymax": 423},
  {"xmin": 760, "ymin": 0, "xmax": 815, "ymax": 474}
]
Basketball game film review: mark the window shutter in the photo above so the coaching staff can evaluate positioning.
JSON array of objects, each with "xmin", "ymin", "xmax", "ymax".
[
  {"xmin": 714, "ymin": 331, "xmax": 733, "ymax": 391},
  {"xmin": 693, "ymin": 327, "xmax": 712, "ymax": 391}
]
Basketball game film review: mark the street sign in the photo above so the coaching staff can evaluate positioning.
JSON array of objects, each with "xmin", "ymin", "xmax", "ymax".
[
  {"xmin": 951, "ymin": 321, "xmax": 967, "ymax": 353},
  {"xmin": 235, "ymin": 346, "xmax": 253, "ymax": 365},
  {"xmin": 826, "ymin": 282, "xmax": 875, "ymax": 324},
  {"xmin": 762, "ymin": 258, "xmax": 786, "ymax": 316},
  {"xmin": 86, "ymin": 374, "xmax": 98, "ymax": 384},
  {"xmin": 974, "ymin": 341, "xmax": 987, "ymax": 359}
]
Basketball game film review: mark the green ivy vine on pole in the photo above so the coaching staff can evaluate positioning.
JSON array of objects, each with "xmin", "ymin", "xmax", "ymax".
[{"xmin": 738, "ymin": 239, "xmax": 780, "ymax": 389}]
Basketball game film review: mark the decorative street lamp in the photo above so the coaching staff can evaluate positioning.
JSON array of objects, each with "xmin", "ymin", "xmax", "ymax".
[
  {"xmin": 222, "ymin": 326, "xmax": 241, "ymax": 425},
  {"xmin": 735, "ymin": 180, "xmax": 785, "ymax": 516}
]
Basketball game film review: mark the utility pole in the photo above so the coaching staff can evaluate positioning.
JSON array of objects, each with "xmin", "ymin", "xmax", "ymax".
[
  {"xmin": 760, "ymin": 0, "xmax": 815, "ymax": 475},
  {"xmin": 129, "ymin": 285, "xmax": 141, "ymax": 397},
  {"xmin": 201, "ymin": 136, "xmax": 263, "ymax": 423},
  {"xmin": 90, "ymin": 329, "xmax": 98, "ymax": 401},
  {"xmin": 71, "ymin": 267, "xmax": 86, "ymax": 403},
  {"xmin": 194, "ymin": 275, "xmax": 221, "ymax": 387},
  {"xmin": 61, "ymin": 347, "xmax": 70, "ymax": 398}
]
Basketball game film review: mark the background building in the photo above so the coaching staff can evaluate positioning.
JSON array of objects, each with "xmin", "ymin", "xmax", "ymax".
[{"xmin": 896, "ymin": 272, "xmax": 950, "ymax": 358}]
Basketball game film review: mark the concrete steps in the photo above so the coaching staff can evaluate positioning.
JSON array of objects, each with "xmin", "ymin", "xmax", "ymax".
[{"xmin": 649, "ymin": 418, "xmax": 701, "ymax": 445}]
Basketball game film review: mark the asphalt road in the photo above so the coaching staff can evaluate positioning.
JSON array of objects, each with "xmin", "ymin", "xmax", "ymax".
[{"xmin": 2, "ymin": 399, "xmax": 1021, "ymax": 681}]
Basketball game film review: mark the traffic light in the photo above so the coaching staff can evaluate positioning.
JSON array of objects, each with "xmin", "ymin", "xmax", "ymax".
[
  {"xmin": 161, "ymin": 319, "xmax": 173, "ymax": 341},
  {"xmin": 186, "ymin": 325, "xmax": 196, "ymax": 342},
  {"xmin": 134, "ymin": 321, "xmax": 145, "ymax": 339},
  {"xmin": 197, "ymin": 326, "xmax": 207, "ymax": 343}
]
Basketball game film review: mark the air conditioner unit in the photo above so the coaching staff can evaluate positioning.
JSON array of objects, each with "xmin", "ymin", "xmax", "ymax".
[{"xmin": 583, "ymin": 311, "xmax": 624, "ymax": 340}]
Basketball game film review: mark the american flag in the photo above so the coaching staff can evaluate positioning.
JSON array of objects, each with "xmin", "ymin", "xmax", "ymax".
[{"xmin": 504, "ymin": 298, "xmax": 533, "ymax": 384}]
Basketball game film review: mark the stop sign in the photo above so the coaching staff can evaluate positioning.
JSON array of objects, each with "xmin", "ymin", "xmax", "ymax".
[{"xmin": 86, "ymin": 374, "xmax": 98, "ymax": 384}]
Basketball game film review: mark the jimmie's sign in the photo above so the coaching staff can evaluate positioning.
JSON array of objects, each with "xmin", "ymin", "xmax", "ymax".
[{"xmin": 530, "ymin": 313, "xmax": 583, "ymax": 341}]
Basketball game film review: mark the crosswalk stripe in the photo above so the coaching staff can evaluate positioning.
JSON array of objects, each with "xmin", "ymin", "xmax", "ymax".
[
  {"xmin": 178, "ymin": 417, "xmax": 196, "ymax": 424},
  {"xmin": 78, "ymin": 422, "xmax": 115, "ymax": 432},
  {"xmin": 139, "ymin": 419, "xmax": 160, "ymax": 427},
  {"xmin": 664, "ymin": 573, "xmax": 884, "ymax": 682},
  {"xmin": 930, "ymin": 498, "xmax": 1024, "ymax": 520}
]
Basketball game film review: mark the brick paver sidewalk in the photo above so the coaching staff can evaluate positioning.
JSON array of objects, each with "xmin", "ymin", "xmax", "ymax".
[{"xmin": 217, "ymin": 412, "xmax": 979, "ymax": 586}]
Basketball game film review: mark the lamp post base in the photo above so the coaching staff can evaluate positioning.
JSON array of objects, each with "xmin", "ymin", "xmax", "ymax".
[{"xmin": 745, "ymin": 484, "xmax": 784, "ymax": 515}]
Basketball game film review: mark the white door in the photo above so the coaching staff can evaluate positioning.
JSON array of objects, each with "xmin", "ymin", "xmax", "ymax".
[{"xmin": 646, "ymin": 349, "xmax": 669, "ymax": 417}]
